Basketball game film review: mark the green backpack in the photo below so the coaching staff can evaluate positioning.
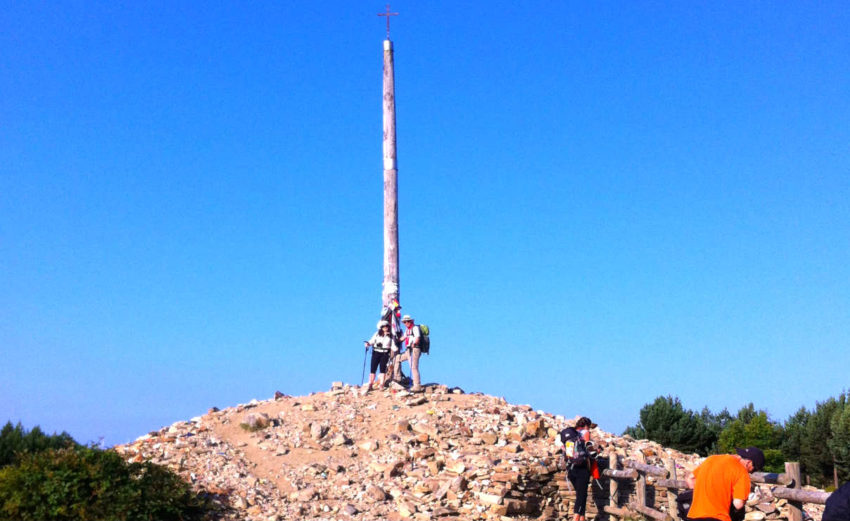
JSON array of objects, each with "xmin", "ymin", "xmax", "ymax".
[{"xmin": 418, "ymin": 324, "xmax": 430, "ymax": 354}]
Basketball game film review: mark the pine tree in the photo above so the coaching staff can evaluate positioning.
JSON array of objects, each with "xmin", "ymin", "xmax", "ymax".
[
  {"xmin": 781, "ymin": 407, "xmax": 810, "ymax": 464},
  {"xmin": 827, "ymin": 402, "xmax": 850, "ymax": 485},
  {"xmin": 624, "ymin": 396, "xmax": 717, "ymax": 455},
  {"xmin": 801, "ymin": 394, "xmax": 846, "ymax": 487}
]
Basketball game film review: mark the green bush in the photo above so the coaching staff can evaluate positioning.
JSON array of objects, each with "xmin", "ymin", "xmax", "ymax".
[
  {"xmin": 0, "ymin": 446, "xmax": 215, "ymax": 521},
  {"xmin": 0, "ymin": 422, "xmax": 78, "ymax": 467}
]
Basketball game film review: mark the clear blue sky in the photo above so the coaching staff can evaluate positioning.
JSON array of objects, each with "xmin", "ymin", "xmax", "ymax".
[{"xmin": 2, "ymin": 2, "xmax": 848, "ymax": 447}]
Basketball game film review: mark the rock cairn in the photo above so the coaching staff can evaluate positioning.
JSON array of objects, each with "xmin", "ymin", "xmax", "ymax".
[{"xmin": 115, "ymin": 383, "xmax": 826, "ymax": 521}]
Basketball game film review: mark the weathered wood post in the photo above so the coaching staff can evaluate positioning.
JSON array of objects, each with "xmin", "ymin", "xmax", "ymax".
[
  {"xmin": 636, "ymin": 452, "xmax": 647, "ymax": 509},
  {"xmin": 609, "ymin": 454, "xmax": 620, "ymax": 511},
  {"xmin": 665, "ymin": 458, "xmax": 679, "ymax": 521},
  {"xmin": 381, "ymin": 35, "xmax": 399, "ymax": 308},
  {"xmin": 786, "ymin": 462, "xmax": 803, "ymax": 521}
]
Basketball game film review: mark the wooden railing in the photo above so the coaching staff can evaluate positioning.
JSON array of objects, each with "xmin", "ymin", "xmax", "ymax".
[{"xmin": 602, "ymin": 456, "xmax": 831, "ymax": 521}]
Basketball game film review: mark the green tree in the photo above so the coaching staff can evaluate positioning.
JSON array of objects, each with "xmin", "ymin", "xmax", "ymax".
[
  {"xmin": 717, "ymin": 419, "xmax": 747, "ymax": 453},
  {"xmin": 801, "ymin": 394, "xmax": 846, "ymax": 487},
  {"xmin": 716, "ymin": 408, "xmax": 785, "ymax": 472},
  {"xmin": 827, "ymin": 404, "xmax": 850, "ymax": 485},
  {"xmin": 699, "ymin": 407, "xmax": 732, "ymax": 453},
  {"xmin": 735, "ymin": 403, "xmax": 757, "ymax": 424},
  {"xmin": 0, "ymin": 422, "xmax": 77, "ymax": 468},
  {"xmin": 781, "ymin": 407, "xmax": 810, "ymax": 463},
  {"xmin": 624, "ymin": 396, "xmax": 717, "ymax": 455}
]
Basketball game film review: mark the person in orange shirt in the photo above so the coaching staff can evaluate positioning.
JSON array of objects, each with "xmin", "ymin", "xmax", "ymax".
[{"xmin": 685, "ymin": 447, "xmax": 765, "ymax": 521}]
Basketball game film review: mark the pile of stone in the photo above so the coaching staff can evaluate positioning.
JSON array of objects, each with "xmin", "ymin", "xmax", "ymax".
[{"xmin": 114, "ymin": 382, "xmax": 826, "ymax": 521}]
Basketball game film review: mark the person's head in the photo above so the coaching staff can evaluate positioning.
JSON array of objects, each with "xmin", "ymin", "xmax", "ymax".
[
  {"xmin": 736, "ymin": 447, "xmax": 765, "ymax": 472},
  {"xmin": 575, "ymin": 417, "xmax": 597, "ymax": 430},
  {"xmin": 401, "ymin": 315, "xmax": 414, "ymax": 327},
  {"xmin": 377, "ymin": 320, "xmax": 390, "ymax": 331}
]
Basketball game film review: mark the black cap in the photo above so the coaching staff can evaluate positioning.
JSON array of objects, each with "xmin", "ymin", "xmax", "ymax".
[{"xmin": 736, "ymin": 447, "xmax": 765, "ymax": 471}]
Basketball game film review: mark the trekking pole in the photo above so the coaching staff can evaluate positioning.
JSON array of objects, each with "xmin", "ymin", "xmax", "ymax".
[{"xmin": 361, "ymin": 344, "xmax": 370, "ymax": 386}]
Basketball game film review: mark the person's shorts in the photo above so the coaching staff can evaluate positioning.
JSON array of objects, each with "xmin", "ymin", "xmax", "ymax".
[{"xmin": 370, "ymin": 350, "xmax": 390, "ymax": 374}]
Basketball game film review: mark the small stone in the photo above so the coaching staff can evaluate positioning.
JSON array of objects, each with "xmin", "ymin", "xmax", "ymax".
[
  {"xmin": 359, "ymin": 440, "xmax": 379, "ymax": 451},
  {"xmin": 366, "ymin": 484, "xmax": 388, "ymax": 502},
  {"xmin": 397, "ymin": 499, "xmax": 417, "ymax": 517},
  {"xmin": 242, "ymin": 413, "xmax": 269, "ymax": 430},
  {"xmin": 332, "ymin": 434, "xmax": 352, "ymax": 446},
  {"xmin": 746, "ymin": 512, "xmax": 766, "ymax": 521},
  {"xmin": 756, "ymin": 503, "xmax": 777, "ymax": 514},
  {"xmin": 479, "ymin": 492, "xmax": 504, "ymax": 505},
  {"xmin": 310, "ymin": 422, "xmax": 329, "ymax": 440},
  {"xmin": 445, "ymin": 461, "xmax": 466, "ymax": 474},
  {"xmin": 480, "ymin": 432, "xmax": 498, "ymax": 445},
  {"xmin": 385, "ymin": 460, "xmax": 405, "ymax": 479}
]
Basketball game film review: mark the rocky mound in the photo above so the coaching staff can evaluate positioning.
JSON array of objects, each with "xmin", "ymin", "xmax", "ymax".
[{"xmin": 115, "ymin": 383, "xmax": 826, "ymax": 521}]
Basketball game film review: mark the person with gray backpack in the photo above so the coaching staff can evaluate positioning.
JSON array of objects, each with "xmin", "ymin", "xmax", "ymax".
[{"xmin": 392, "ymin": 315, "xmax": 428, "ymax": 392}]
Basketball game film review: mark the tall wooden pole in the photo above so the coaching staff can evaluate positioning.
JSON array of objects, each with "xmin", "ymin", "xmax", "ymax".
[{"xmin": 382, "ymin": 37, "xmax": 399, "ymax": 307}]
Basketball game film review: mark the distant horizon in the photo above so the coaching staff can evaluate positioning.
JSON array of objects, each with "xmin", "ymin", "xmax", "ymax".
[{"xmin": 3, "ymin": 1, "xmax": 848, "ymax": 447}]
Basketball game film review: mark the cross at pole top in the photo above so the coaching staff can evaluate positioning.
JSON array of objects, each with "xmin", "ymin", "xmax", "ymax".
[{"xmin": 378, "ymin": 4, "xmax": 399, "ymax": 40}]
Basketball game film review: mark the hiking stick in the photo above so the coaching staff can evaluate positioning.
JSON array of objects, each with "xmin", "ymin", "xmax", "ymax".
[{"xmin": 361, "ymin": 345, "xmax": 370, "ymax": 386}]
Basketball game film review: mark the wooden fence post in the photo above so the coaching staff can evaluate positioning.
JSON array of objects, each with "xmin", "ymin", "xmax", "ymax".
[
  {"xmin": 636, "ymin": 452, "xmax": 647, "ymax": 509},
  {"xmin": 786, "ymin": 462, "xmax": 803, "ymax": 521},
  {"xmin": 666, "ymin": 458, "xmax": 679, "ymax": 520},
  {"xmin": 609, "ymin": 454, "xmax": 620, "ymax": 515}
]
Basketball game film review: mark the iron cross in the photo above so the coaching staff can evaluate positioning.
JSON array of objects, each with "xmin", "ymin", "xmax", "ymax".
[{"xmin": 378, "ymin": 4, "xmax": 399, "ymax": 39}]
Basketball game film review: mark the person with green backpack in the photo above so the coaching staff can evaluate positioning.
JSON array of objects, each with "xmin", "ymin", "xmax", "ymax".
[{"xmin": 393, "ymin": 314, "xmax": 429, "ymax": 392}]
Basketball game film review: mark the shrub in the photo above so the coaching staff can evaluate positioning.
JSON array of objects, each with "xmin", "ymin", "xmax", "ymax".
[{"xmin": 0, "ymin": 446, "xmax": 215, "ymax": 521}]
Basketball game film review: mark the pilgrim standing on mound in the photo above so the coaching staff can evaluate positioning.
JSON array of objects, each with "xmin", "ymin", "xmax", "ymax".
[
  {"xmin": 362, "ymin": 320, "xmax": 398, "ymax": 393},
  {"xmin": 393, "ymin": 314, "xmax": 423, "ymax": 391}
]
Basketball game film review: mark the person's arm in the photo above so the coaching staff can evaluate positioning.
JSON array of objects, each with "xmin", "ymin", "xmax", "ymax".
[
  {"xmin": 685, "ymin": 466, "xmax": 698, "ymax": 489},
  {"xmin": 365, "ymin": 333, "xmax": 377, "ymax": 348},
  {"xmin": 411, "ymin": 326, "xmax": 421, "ymax": 347},
  {"xmin": 731, "ymin": 472, "xmax": 751, "ymax": 510}
]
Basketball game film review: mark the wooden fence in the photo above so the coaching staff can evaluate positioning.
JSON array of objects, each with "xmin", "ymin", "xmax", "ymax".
[{"xmin": 600, "ymin": 456, "xmax": 831, "ymax": 521}]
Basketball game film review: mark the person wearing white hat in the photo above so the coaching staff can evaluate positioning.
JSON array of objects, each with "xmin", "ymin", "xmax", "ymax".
[
  {"xmin": 362, "ymin": 320, "xmax": 398, "ymax": 393},
  {"xmin": 393, "ymin": 315, "xmax": 423, "ymax": 392}
]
